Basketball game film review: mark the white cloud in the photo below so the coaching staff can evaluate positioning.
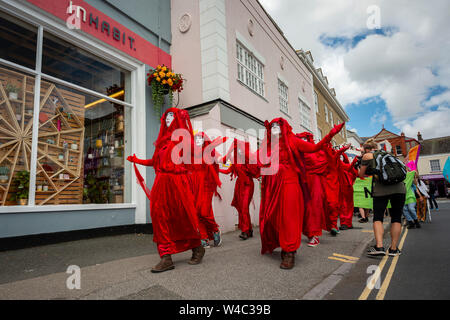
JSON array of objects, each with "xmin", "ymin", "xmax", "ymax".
[
  {"xmin": 259, "ymin": 0, "xmax": 450, "ymax": 138},
  {"xmin": 395, "ymin": 107, "xmax": 450, "ymax": 139}
]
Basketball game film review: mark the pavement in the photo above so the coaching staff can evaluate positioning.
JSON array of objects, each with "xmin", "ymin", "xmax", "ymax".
[
  {"xmin": 0, "ymin": 214, "xmax": 386, "ymax": 300},
  {"xmin": 326, "ymin": 199, "xmax": 450, "ymax": 300}
]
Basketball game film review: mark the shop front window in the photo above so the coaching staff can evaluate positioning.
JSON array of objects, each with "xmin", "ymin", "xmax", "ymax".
[
  {"xmin": 0, "ymin": 11, "xmax": 133, "ymax": 207},
  {"xmin": 0, "ymin": 66, "xmax": 34, "ymax": 206},
  {"xmin": 0, "ymin": 11, "xmax": 37, "ymax": 70},
  {"xmin": 42, "ymin": 32, "xmax": 131, "ymax": 103}
]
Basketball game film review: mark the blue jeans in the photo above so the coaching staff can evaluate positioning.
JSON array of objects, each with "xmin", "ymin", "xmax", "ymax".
[{"xmin": 403, "ymin": 203, "xmax": 417, "ymax": 222}]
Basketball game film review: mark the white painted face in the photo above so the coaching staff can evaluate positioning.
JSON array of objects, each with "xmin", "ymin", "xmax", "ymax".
[
  {"xmin": 195, "ymin": 135, "xmax": 204, "ymax": 146},
  {"xmin": 271, "ymin": 122, "xmax": 281, "ymax": 136},
  {"xmin": 165, "ymin": 112, "xmax": 174, "ymax": 127}
]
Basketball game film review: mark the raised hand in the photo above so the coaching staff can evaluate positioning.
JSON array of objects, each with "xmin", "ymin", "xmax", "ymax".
[
  {"xmin": 330, "ymin": 123, "xmax": 345, "ymax": 136},
  {"xmin": 127, "ymin": 154, "xmax": 137, "ymax": 163}
]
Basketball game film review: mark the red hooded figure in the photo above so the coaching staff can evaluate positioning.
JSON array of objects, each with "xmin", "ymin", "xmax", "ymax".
[
  {"xmin": 323, "ymin": 144, "xmax": 350, "ymax": 234},
  {"xmin": 189, "ymin": 131, "xmax": 223, "ymax": 247},
  {"xmin": 257, "ymin": 118, "xmax": 343, "ymax": 269},
  {"xmin": 338, "ymin": 152, "xmax": 359, "ymax": 229},
  {"xmin": 220, "ymin": 139, "xmax": 260, "ymax": 240},
  {"xmin": 295, "ymin": 132, "xmax": 329, "ymax": 247},
  {"xmin": 127, "ymin": 108, "xmax": 205, "ymax": 273}
]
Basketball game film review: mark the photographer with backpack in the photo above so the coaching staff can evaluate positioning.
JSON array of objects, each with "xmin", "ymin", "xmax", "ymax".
[{"xmin": 359, "ymin": 139, "xmax": 407, "ymax": 257}]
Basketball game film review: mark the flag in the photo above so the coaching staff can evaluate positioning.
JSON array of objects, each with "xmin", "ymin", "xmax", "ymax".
[
  {"xmin": 444, "ymin": 156, "xmax": 450, "ymax": 183},
  {"xmin": 353, "ymin": 171, "xmax": 416, "ymax": 208},
  {"xmin": 406, "ymin": 145, "xmax": 421, "ymax": 171},
  {"xmin": 353, "ymin": 177, "xmax": 373, "ymax": 209}
]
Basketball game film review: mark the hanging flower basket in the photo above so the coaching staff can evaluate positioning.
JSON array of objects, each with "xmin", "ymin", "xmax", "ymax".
[{"xmin": 147, "ymin": 65, "xmax": 184, "ymax": 114}]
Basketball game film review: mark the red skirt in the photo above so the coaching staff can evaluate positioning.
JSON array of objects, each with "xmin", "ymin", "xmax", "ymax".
[
  {"xmin": 150, "ymin": 172, "xmax": 201, "ymax": 257},
  {"xmin": 259, "ymin": 165, "xmax": 304, "ymax": 254},
  {"xmin": 232, "ymin": 175, "xmax": 254, "ymax": 234},
  {"xmin": 303, "ymin": 173, "xmax": 328, "ymax": 238}
]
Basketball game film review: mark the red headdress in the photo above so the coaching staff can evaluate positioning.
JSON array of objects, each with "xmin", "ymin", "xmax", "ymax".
[
  {"xmin": 260, "ymin": 118, "xmax": 310, "ymax": 203},
  {"xmin": 154, "ymin": 107, "xmax": 194, "ymax": 151}
]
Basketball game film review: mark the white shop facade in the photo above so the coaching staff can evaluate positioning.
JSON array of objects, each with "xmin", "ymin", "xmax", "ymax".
[{"xmin": 0, "ymin": 0, "xmax": 170, "ymax": 238}]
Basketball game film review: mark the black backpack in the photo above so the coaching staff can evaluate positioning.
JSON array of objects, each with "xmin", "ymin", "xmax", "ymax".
[{"xmin": 373, "ymin": 150, "xmax": 407, "ymax": 185}]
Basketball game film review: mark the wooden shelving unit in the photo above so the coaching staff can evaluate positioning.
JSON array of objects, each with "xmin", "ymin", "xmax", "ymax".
[{"xmin": 0, "ymin": 66, "xmax": 85, "ymax": 206}]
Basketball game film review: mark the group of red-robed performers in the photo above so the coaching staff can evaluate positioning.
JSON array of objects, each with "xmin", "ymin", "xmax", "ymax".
[{"xmin": 127, "ymin": 108, "xmax": 358, "ymax": 272}]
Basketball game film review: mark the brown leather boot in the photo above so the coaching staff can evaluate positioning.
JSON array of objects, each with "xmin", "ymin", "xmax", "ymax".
[
  {"xmin": 280, "ymin": 252, "xmax": 295, "ymax": 269},
  {"xmin": 188, "ymin": 245, "xmax": 205, "ymax": 265},
  {"xmin": 151, "ymin": 255, "xmax": 175, "ymax": 273}
]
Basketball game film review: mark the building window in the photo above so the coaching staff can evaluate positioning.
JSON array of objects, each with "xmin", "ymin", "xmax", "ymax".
[
  {"xmin": 313, "ymin": 91, "xmax": 319, "ymax": 113},
  {"xmin": 430, "ymin": 160, "xmax": 441, "ymax": 172},
  {"xmin": 236, "ymin": 42, "xmax": 264, "ymax": 97},
  {"xmin": 298, "ymin": 98, "xmax": 311, "ymax": 131},
  {"xmin": 0, "ymin": 11, "xmax": 132, "ymax": 206},
  {"xmin": 317, "ymin": 129, "xmax": 322, "ymax": 141},
  {"xmin": 324, "ymin": 103, "xmax": 328, "ymax": 122},
  {"xmin": 278, "ymin": 79, "xmax": 289, "ymax": 114},
  {"xmin": 395, "ymin": 145, "xmax": 402, "ymax": 155},
  {"xmin": 329, "ymin": 110, "xmax": 333, "ymax": 125}
]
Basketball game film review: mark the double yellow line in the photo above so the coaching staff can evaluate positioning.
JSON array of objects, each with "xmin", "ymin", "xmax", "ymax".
[
  {"xmin": 358, "ymin": 227, "xmax": 409, "ymax": 300},
  {"xmin": 328, "ymin": 253, "xmax": 359, "ymax": 264}
]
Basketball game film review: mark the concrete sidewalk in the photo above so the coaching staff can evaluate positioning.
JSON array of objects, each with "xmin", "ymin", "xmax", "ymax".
[{"xmin": 0, "ymin": 217, "xmax": 378, "ymax": 300}]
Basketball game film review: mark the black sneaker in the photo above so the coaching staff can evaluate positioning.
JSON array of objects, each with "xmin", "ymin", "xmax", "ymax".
[
  {"xmin": 388, "ymin": 247, "xmax": 402, "ymax": 257},
  {"xmin": 358, "ymin": 217, "xmax": 369, "ymax": 223},
  {"xmin": 330, "ymin": 228, "xmax": 339, "ymax": 236},
  {"xmin": 367, "ymin": 246, "xmax": 385, "ymax": 256},
  {"xmin": 339, "ymin": 225, "xmax": 348, "ymax": 230},
  {"xmin": 406, "ymin": 221, "xmax": 416, "ymax": 229},
  {"xmin": 414, "ymin": 220, "xmax": 421, "ymax": 229}
]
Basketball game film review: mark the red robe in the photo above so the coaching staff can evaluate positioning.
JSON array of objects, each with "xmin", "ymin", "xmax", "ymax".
[
  {"xmin": 220, "ymin": 140, "xmax": 259, "ymax": 234},
  {"xmin": 189, "ymin": 162, "xmax": 220, "ymax": 240},
  {"xmin": 188, "ymin": 132, "xmax": 224, "ymax": 241},
  {"xmin": 323, "ymin": 145, "xmax": 348, "ymax": 230},
  {"xmin": 129, "ymin": 108, "xmax": 201, "ymax": 257},
  {"xmin": 338, "ymin": 154, "xmax": 359, "ymax": 227},
  {"xmin": 258, "ymin": 119, "xmax": 343, "ymax": 254},
  {"xmin": 221, "ymin": 163, "xmax": 259, "ymax": 234},
  {"xmin": 302, "ymin": 149, "xmax": 330, "ymax": 238}
]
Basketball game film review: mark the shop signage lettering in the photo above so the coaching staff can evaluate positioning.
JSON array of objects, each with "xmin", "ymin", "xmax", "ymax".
[{"xmin": 66, "ymin": 1, "xmax": 136, "ymax": 51}]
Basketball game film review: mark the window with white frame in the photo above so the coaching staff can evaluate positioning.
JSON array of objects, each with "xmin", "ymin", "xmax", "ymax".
[
  {"xmin": 278, "ymin": 79, "xmax": 289, "ymax": 114},
  {"xmin": 314, "ymin": 91, "xmax": 319, "ymax": 113},
  {"xmin": 298, "ymin": 98, "xmax": 311, "ymax": 131},
  {"xmin": 430, "ymin": 160, "xmax": 441, "ymax": 172},
  {"xmin": 236, "ymin": 42, "xmax": 264, "ymax": 97},
  {"xmin": 0, "ymin": 11, "xmax": 133, "ymax": 207},
  {"xmin": 395, "ymin": 145, "xmax": 402, "ymax": 155},
  {"xmin": 317, "ymin": 129, "xmax": 322, "ymax": 141},
  {"xmin": 329, "ymin": 110, "xmax": 333, "ymax": 125},
  {"xmin": 324, "ymin": 103, "xmax": 328, "ymax": 122}
]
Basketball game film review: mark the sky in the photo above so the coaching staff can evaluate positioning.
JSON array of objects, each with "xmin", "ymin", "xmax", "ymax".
[{"xmin": 258, "ymin": 0, "xmax": 450, "ymax": 139}]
